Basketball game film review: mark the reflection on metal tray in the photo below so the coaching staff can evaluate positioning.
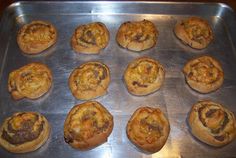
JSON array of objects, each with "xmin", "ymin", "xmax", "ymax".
[{"xmin": 0, "ymin": 1, "xmax": 236, "ymax": 158}]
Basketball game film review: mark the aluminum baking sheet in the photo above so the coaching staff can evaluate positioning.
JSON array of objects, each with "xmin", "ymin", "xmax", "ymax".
[{"xmin": 0, "ymin": 1, "xmax": 236, "ymax": 158}]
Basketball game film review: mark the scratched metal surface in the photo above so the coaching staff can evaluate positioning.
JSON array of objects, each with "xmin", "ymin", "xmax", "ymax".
[{"xmin": 0, "ymin": 1, "xmax": 236, "ymax": 158}]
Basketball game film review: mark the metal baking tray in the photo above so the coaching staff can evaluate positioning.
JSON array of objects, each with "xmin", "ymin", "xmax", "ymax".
[{"xmin": 1, "ymin": 1, "xmax": 236, "ymax": 158}]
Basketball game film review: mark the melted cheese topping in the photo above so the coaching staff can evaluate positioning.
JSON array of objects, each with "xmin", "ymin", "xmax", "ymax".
[
  {"xmin": 188, "ymin": 57, "xmax": 222, "ymax": 84},
  {"xmin": 75, "ymin": 22, "xmax": 108, "ymax": 48},
  {"xmin": 120, "ymin": 20, "xmax": 156, "ymax": 43},
  {"xmin": 130, "ymin": 109, "xmax": 165, "ymax": 144},
  {"xmin": 200, "ymin": 104, "xmax": 225, "ymax": 130},
  {"xmin": 21, "ymin": 22, "xmax": 56, "ymax": 45},
  {"xmin": 68, "ymin": 102, "xmax": 111, "ymax": 140},
  {"xmin": 9, "ymin": 113, "xmax": 42, "ymax": 133},
  {"xmin": 193, "ymin": 101, "xmax": 236, "ymax": 143},
  {"xmin": 129, "ymin": 60, "xmax": 159, "ymax": 87},
  {"xmin": 183, "ymin": 18, "xmax": 212, "ymax": 44},
  {"xmin": 9, "ymin": 63, "xmax": 52, "ymax": 98},
  {"xmin": 72, "ymin": 63, "xmax": 107, "ymax": 91}
]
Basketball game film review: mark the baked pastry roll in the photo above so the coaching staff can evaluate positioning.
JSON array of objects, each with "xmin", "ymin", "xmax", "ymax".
[
  {"xmin": 188, "ymin": 100, "xmax": 236, "ymax": 147},
  {"xmin": 126, "ymin": 107, "xmax": 170, "ymax": 153},
  {"xmin": 17, "ymin": 20, "xmax": 57, "ymax": 54},
  {"xmin": 71, "ymin": 22, "xmax": 110, "ymax": 54},
  {"xmin": 0, "ymin": 112, "xmax": 51, "ymax": 153},
  {"xmin": 174, "ymin": 17, "xmax": 213, "ymax": 49},
  {"xmin": 8, "ymin": 62, "xmax": 53, "ymax": 100},
  {"xmin": 116, "ymin": 19, "xmax": 158, "ymax": 51},
  {"xmin": 124, "ymin": 57, "xmax": 165, "ymax": 96},
  {"xmin": 183, "ymin": 55, "xmax": 224, "ymax": 93},
  {"xmin": 64, "ymin": 101, "xmax": 113, "ymax": 150},
  {"xmin": 69, "ymin": 61, "xmax": 110, "ymax": 100}
]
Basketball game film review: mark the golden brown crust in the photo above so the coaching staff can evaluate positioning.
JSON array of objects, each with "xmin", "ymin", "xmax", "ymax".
[
  {"xmin": 188, "ymin": 100, "xmax": 236, "ymax": 147},
  {"xmin": 17, "ymin": 20, "xmax": 57, "ymax": 54},
  {"xmin": 124, "ymin": 57, "xmax": 165, "ymax": 96},
  {"xmin": 183, "ymin": 55, "xmax": 224, "ymax": 93},
  {"xmin": 126, "ymin": 107, "xmax": 170, "ymax": 153},
  {"xmin": 64, "ymin": 101, "xmax": 113, "ymax": 150},
  {"xmin": 8, "ymin": 63, "xmax": 53, "ymax": 100},
  {"xmin": 174, "ymin": 17, "xmax": 213, "ymax": 49},
  {"xmin": 68, "ymin": 61, "xmax": 110, "ymax": 100},
  {"xmin": 71, "ymin": 22, "xmax": 110, "ymax": 54},
  {"xmin": 0, "ymin": 112, "xmax": 50, "ymax": 153},
  {"xmin": 116, "ymin": 19, "xmax": 158, "ymax": 51}
]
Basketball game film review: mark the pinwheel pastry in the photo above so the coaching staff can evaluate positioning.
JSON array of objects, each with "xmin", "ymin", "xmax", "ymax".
[
  {"xmin": 64, "ymin": 101, "xmax": 113, "ymax": 150},
  {"xmin": 69, "ymin": 61, "xmax": 110, "ymax": 100},
  {"xmin": 174, "ymin": 17, "xmax": 213, "ymax": 49},
  {"xmin": 8, "ymin": 63, "xmax": 53, "ymax": 100},
  {"xmin": 188, "ymin": 100, "xmax": 236, "ymax": 147},
  {"xmin": 0, "ymin": 112, "xmax": 51, "ymax": 153},
  {"xmin": 17, "ymin": 20, "xmax": 57, "ymax": 54},
  {"xmin": 124, "ymin": 57, "xmax": 165, "ymax": 96},
  {"xmin": 116, "ymin": 19, "xmax": 158, "ymax": 51},
  {"xmin": 126, "ymin": 107, "xmax": 170, "ymax": 153},
  {"xmin": 183, "ymin": 55, "xmax": 224, "ymax": 93},
  {"xmin": 71, "ymin": 22, "xmax": 110, "ymax": 54}
]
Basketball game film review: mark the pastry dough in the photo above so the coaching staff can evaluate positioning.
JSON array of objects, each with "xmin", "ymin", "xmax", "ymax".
[
  {"xmin": 188, "ymin": 100, "xmax": 236, "ymax": 147},
  {"xmin": 64, "ymin": 101, "xmax": 113, "ymax": 150},
  {"xmin": 0, "ymin": 112, "xmax": 51, "ymax": 153},
  {"xmin": 69, "ymin": 61, "xmax": 110, "ymax": 100},
  {"xmin": 71, "ymin": 22, "xmax": 110, "ymax": 54},
  {"xmin": 124, "ymin": 57, "xmax": 165, "ymax": 96},
  {"xmin": 17, "ymin": 20, "xmax": 57, "ymax": 54},
  {"xmin": 126, "ymin": 107, "xmax": 170, "ymax": 153},
  {"xmin": 116, "ymin": 19, "xmax": 158, "ymax": 51},
  {"xmin": 174, "ymin": 17, "xmax": 213, "ymax": 49},
  {"xmin": 183, "ymin": 55, "xmax": 224, "ymax": 93},
  {"xmin": 8, "ymin": 62, "xmax": 53, "ymax": 100}
]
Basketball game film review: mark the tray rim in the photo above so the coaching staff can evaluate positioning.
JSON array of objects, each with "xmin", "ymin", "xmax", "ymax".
[{"xmin": 4, "ymin": 1, "xmax": 235, "ymax": 15}]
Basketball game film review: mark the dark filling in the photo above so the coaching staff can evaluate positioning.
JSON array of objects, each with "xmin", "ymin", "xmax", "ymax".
[
  {"xmin": 214, "ymin": 135, "xmax": 225, "ymax": 141},
  {"xmin": 198, "ymin": 107, "xmax": 207, "ymax": 127},
  {"xmin": 64, "ymin": 136, "xmax": 73, "ymax": 144},
  {"xmin": 133, "ymin": 34, "xmax": 150, "ymax": 42},
  {"xmin": 198, "ymin": 107, "xmax": 229, "ymax": 134},
  {"xmin": 82, "ymin": 110, "xmax": 109, "ymax": 133},
  {"xmin": 79, "ymin": 30, "xmax": 96, "ymax": 45},
  {"xmin": 94, "ymin": 121, "xmax": 109, "ymax": 133},
  {"xmin": 206, "ymin": 109, "xmax": 217, "ymax": 118},
  {"xmin": 93, "ymin": 64, "xmax": 107, "ymax": 80},
  {"xmin": 140, "ymin": 118, "xmax": 162, "ymax": 134},
  {"xmin": 132, "ymin": 81, "xmax": 148, "ymax": 88},
  {"xmin": 81, "ymin": 111, "xmax": 97, "ymax": 122},
  {"xmin": 189, "ymin": 62, "xmax": 219, "ymax": 84},
  {"xmin": 211, "ymin": 112, "xmax": 229, "ymax": 134},
  {"xmin": 1, "ymin": 115, "xmax": 44, "ymax": 145}
]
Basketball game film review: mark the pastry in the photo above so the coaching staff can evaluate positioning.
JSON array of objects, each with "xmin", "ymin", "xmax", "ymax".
[
  {"xmin": 71, "ymin": 22, "xmax": 110, "ymax": 54},
  {"xmin": 124, "ymin": 57, "xmax": 165, "ymax": 96},
  {"xmin": 183, "ymin": 55, "xmax": 224, "ymax": 93},
  {"xmin": 0, "ymin": 112, "xmax": 51, "ymax": 153},
  {"xmin": 68, "ymin": 61, "xmax": 110, "ymax": 100},
  {"xmin": 17, "ymin": 20, "xmax": 57, "ymax": 54},
  {"xmin": 116, "ymin": 19, "xmax": 158, "ymax": 51},
  {"xmin": 8, "ymin": 62, "xmax": 53, "ymax": 100},
  {"xmin": 126, "ymin": 106, "xmax": 170, "ymax": 153},
  {"xmin": 188, "ymin": 100, "xmax": 236, "ymax": 147},
  {"xmin": 64, "ymin": 101, "xmax": 113, "ymax": 150},
  {"xmin": 174, "ymin": 17, "xmax": 213, "ymax": 49}
]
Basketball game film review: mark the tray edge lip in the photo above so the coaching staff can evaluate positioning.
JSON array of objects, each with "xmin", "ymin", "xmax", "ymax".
[
  {"xmin": 4, "ymin": 1, "xmax": 236, "ymax": 9},
  {"xmin": 1, "ymin": 1, "xmax": 234, "ymax": 17}
]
